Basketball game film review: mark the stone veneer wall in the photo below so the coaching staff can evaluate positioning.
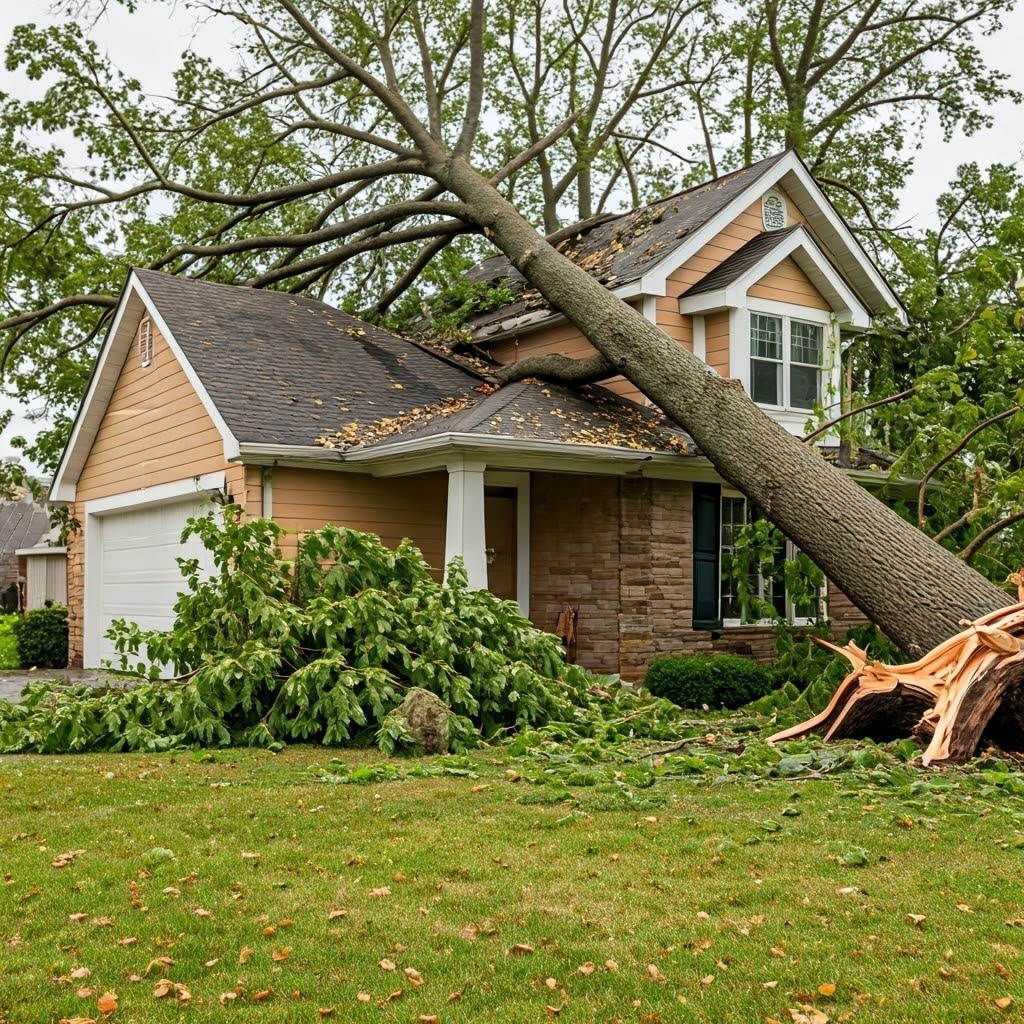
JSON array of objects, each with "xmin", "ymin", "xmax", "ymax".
[
  {"xmin": 529, "ymin": 473, "xmax": 871, "ymax": 682},
  {"xmin": 66, "ymin": 510, "xmax": 84, "ymax": 666}
]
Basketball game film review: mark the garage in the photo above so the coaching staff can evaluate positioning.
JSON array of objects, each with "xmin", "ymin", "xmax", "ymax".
[{"xmin": 85, "ymin": 495, "xmax": 216, "ymax": 671}]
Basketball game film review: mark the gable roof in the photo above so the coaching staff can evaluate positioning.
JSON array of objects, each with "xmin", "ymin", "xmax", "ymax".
[
  {"xmin": 133, "ymin": 269, "xmax": 485, "ymax": 448},
  {"xmin": 467, "ymin": 150, "xmax": 905, "ymax": 340},
  {"xmin": 52, "ymin": 270, "xmax": 700, "ymax": 499}
]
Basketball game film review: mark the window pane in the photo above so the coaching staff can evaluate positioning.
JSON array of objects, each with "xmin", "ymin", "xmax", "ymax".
[
  {"xmin": 790, "ymin": 364, "xmax": 820, "ymax": 409},
  {"xmin": 790, "ymin": 321, "xmax": 822, "ymax": 365},
  {"xmin": 750, "ymin": 313, "xmax": 782, "ymax": 359},
  {"xmin": 751, "ymin": 359, "xmax": 781, "ymax": 405}
]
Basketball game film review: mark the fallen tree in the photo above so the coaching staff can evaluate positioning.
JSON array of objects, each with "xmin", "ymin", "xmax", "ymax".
[{"xmin": 768, "ymin": 574, "xmax": 1024, "ymax": 764}]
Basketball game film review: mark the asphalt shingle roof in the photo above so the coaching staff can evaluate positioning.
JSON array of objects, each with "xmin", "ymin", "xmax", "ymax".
[
  {"xmin": 466, "ymin": 153, "xmax": 788, "ymax": 334},
  {"xmin": 681, "ymin": 225, "xmax": 800, "ymax": 297},
  {"xmin": 133, "ymin": 270, "xmax": 696, "ymax": 459},
  {"xmin": 0, "ymin": 500, "xmax": 50, "ymax": 554},
  {"xmin": 134, "ymin": 270, "xmax": 485, "ymax": 448}
]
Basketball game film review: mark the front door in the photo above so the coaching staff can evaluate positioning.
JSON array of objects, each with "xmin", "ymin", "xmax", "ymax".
[{"xmin": 484, "ymin": 487, "xmax": 517, "ymax": 601}]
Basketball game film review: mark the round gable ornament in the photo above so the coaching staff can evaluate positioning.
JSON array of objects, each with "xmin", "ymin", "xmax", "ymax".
[{"xmin": 761, "ymin": 189, "xmax": 787, "ymax": 231}]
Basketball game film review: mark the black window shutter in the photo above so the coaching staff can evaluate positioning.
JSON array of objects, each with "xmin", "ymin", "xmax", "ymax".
[{"xmin": 692, "ymin": 482, "xmax": 722, "ymax": 629}]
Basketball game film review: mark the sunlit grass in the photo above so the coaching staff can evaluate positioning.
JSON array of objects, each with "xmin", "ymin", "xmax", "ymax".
[{"xmin": 0, "ymin": 742, "xmax": 1022, "ymax": 1023}]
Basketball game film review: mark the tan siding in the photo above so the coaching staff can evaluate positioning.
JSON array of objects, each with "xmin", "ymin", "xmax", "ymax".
[
  {"xmin": 269, "ymin": 468, "xmax": 448, "ymax": 572},
  {"xmin": 77, "ymin": 318, "xmax": 229, "ymax": 502},
  {"xmin": 748, "ymin": 256, "xmax": 829, "ymax": 310},
  {"xmin": 654, "ymin": 298, "xmax": 693, "ymax": 351},
  {"xmin": 704, "ymin": 310, "xmax": 731, "ymax": 377},
  {"xmin": 668, "ymin": 200, "xmax": 765, "ymax": 296},
  {"xmin": 489, "ymin": 322, "xmax": 598, "ymax": 365},
  {"xmin": 668, "ymin": 189, "xmax": 808, "ymax": 300}
]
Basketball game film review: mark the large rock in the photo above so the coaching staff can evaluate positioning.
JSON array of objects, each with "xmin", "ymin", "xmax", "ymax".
[{"xmin": 397, "ymin": 687, "xmax": 451, "ymax": 754}]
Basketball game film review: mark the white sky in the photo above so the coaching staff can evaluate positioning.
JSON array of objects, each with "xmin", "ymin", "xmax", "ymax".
[{"xmin": 1, "ymin": 2, "xmax": 1022, "ymax": 470}]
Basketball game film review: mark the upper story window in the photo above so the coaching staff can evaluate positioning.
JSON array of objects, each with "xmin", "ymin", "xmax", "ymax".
[
  {"xmin": 138, "ymin": 317, "xmax": 154, "ymax": 368},
  {"xmin": 749, "ymin": 312, "xmax": 822, "ymax": 411}
]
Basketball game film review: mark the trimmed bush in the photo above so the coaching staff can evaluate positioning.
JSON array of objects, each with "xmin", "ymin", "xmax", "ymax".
[
  {"xmin": 13, "ymin": 604, "xmax": 68, "ymax": 669},
  {"xmin": 644, "ymin": 653, "xmax": 772, "ymax": 710},
  {"xmin": 0, "ymin": 614, "xmax": 20, "ymax": 670}
]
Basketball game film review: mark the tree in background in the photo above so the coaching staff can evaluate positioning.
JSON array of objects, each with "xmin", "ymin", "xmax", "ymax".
[{"xmin": 843, "ymin": 162, "xmax": 1024, "ymax": 580}]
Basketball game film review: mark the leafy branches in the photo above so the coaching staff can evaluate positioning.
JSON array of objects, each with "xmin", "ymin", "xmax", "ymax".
[{"xmin": 0, "ymin": 508, "xmax": 682, "ymax": 754}]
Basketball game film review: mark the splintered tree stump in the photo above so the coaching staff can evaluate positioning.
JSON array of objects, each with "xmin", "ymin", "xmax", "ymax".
[{"xmin": 768, "ymin": 580, "xmax": 1024, "ymax": 765}]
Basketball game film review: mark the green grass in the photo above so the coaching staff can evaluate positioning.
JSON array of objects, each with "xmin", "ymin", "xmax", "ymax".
[{"xmin": 0, "ymin": 737, "xmax": 1023, "ymax": 1023}]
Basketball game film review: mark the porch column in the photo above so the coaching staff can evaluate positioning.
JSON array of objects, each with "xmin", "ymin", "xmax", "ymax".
[{"xmin": 444, "ymin": 458, "xmax": 488, "ymax": 590}]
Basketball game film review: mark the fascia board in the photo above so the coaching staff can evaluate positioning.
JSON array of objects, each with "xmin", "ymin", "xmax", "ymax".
[
  {"xmin": 340, "ymin": 431, "xmax": 706, "ymax": 480},
  {"xmin": 777, "ymin": 165, "xmax": 907, "ymax": 322}
]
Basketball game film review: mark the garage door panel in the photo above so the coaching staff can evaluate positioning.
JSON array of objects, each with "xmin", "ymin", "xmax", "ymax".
[{"xmin": 93, "ymin": 498, "xmax": 215, "ymax": 671}]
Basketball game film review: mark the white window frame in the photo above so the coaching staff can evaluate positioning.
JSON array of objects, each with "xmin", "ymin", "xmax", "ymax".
[
  {"xmin": 719, "ymin": 492, "xmax": 824, "ymax": 628},
  {"xmin": 728, "ymin": 301, "xmax": 837, "ymax": 436},
  {"xmin": 747, "ymin": 309, "xmax": 825, "ymax": 412}
]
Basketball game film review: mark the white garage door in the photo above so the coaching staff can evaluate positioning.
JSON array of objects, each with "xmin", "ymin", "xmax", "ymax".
[{"xmin": 93, "ymin": 498, "xmax": 215, "ymax": 671}]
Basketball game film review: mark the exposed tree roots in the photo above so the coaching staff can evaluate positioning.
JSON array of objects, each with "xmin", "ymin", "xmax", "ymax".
[{"xmin": 769, "ymin": 580, "xmax": 1024, "ymax": 765}]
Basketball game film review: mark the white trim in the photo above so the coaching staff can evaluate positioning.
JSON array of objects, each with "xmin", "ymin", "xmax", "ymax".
[
  {"xmin": 82, "ymin": 472, "xmax": 226, "ymax": 516},
  {"xmin": 16, "ymin": 546, "xmax": 67, "ymax": 557},
  {"xmin": 642, "ymin": 295, "xmax": 658, "ymax": 323},
  {"xmin": 262, "ymin": 466, "xmax": 273, "ymax": 519},
  {"xmin": 82, "ymin": 472, "xmax": 224, "ymax": 669},
  {"xmin": 692, "ymin": 314, "xmax": 706, "ymax": 363},
  {"xmin": 677, "ymin": 225, "xmax": 868, "ymax": 328},
  {"xmin": 486, "ymin": 470, "xmax": 531, "ymax": 617}
]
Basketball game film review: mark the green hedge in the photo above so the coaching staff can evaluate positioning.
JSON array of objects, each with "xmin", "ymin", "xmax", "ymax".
[
  {"xmin": 644, "ymin": 653, "xmax": 772, "ymax": 710},
  {"xmin": 13, "ymin": 604, "xmax": 68, "ymax": 669},
  {"xmin": 0, "ymin": 614, "xmax": 20, "ymax": 670}
]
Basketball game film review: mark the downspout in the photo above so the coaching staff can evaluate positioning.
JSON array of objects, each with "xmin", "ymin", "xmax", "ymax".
[{"xmin": 262, "ymin": 466, "xmax": 273, "ymax": 519}]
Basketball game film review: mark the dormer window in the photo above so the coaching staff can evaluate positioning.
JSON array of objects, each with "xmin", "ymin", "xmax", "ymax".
[
  {"xmin": 749, "ymin": 312, "xmax": 822, "ymax": 411},
  {"xmin": 138, "ymin": 317, "xmax": 154, "ymax": 368}
]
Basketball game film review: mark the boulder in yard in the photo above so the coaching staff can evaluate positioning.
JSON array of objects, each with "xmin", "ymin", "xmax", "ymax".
[{"xmin": 397, "ymin": 687, "xmax": 451, "ymax": 754}]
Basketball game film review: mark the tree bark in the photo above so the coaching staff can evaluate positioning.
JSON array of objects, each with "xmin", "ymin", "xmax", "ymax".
[{"xmin": 433, "ymin": 154, "xmax": 1009, "ymax": 656}]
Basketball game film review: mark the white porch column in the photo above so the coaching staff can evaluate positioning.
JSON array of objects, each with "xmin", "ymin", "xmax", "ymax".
[{"xmin": 444, "ymin": 458, "xmax": 488, "ymax": 590}]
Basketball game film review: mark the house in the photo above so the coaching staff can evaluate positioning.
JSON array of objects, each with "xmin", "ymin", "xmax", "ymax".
[{"xmin": 50, "ymin": 150, "xmax": 905, "ymax": 678}]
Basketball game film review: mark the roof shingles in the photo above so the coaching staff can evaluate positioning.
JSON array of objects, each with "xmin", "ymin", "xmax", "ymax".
[{"xmin": 132, "ymin": 270, "xmax": 696, "ymax": 461}]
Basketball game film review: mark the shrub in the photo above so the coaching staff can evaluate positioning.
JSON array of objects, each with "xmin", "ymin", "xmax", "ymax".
[
  {"xmin": 12, "ymin": 604, "xmax": 68, "ymax": 669},
  {"xmin": 0, "ymin": 614, "xmax": 20, "ymax": 669},
  {"xmin": 644, "ymin": 653, "xmax": 772, "ymax": 710}
]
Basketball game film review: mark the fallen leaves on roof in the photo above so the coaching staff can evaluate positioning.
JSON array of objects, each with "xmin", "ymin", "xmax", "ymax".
[{"xmin": 317, "ymin": 395, "xmax": 475, "ymax": 451}]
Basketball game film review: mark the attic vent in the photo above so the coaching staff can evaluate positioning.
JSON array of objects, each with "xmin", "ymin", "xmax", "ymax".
[
  {"xmin": 138, "ymin": 317, "xmax": 154, "ymax": 367},
  {"xmin": 761, "ymin": 189, "xmax": 787, "ymax": 231}
]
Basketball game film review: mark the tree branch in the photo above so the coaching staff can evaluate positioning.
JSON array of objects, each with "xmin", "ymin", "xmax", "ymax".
[{"xmin": 488, "ymin": 351, "xmax": 615, "ymax": 387}]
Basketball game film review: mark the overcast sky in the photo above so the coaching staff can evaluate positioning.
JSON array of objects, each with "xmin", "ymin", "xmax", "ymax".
[{"xmin": 1, "ymin": 2, "xmax": 1022, "ymax": 471}]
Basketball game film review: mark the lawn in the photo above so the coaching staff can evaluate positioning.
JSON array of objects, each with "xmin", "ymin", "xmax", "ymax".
[{"xmin": 1, "ymin": 732, "xmax": 1022, "ymax": 1023}]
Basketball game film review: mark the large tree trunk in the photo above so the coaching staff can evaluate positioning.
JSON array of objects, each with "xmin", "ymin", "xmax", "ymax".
[{"xmin": 435, "ymin": 155, "xmax": 1009, "ymax": 656}]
